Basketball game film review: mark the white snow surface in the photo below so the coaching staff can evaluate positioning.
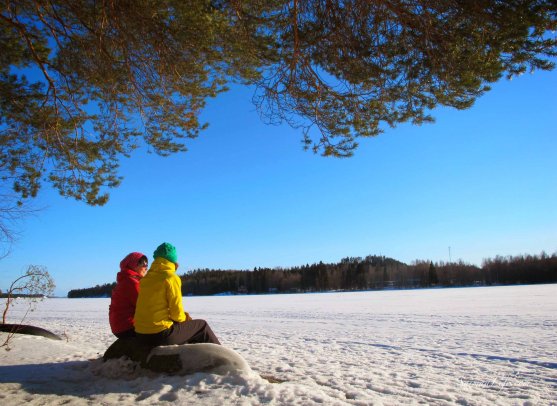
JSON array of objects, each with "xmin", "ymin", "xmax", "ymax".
[{"xmin": 1, "ymin": 284, "xmax": 556, "ymax": 405}]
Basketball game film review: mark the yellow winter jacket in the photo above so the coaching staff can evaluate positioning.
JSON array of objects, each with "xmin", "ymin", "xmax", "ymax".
[{"xmin": 134, "ymin": 257, "xmax": 187, "ymax": 334}]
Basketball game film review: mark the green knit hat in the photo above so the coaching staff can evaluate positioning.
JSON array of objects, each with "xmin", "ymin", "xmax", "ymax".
[{"xmin": 153, "ymin": 242, "xmax": 178, "ymax": 263}]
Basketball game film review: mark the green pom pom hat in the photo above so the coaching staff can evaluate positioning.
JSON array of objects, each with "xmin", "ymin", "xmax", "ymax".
[{"xmin": 153, "ymin": 242, "xmax": 178, "ymax": 263}]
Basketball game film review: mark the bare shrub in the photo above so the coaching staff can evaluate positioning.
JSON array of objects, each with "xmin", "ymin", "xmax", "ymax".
[{"xmin": 1, "ymin": 265, "xmax": 55, "ymax": 349}]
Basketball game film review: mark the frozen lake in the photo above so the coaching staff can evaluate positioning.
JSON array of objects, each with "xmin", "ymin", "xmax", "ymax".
[{"xmin": 1, "ymin": 284, "xmax": 556, "ymax": 405}]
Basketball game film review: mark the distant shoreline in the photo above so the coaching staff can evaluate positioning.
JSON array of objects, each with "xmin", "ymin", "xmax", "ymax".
[
  {"xmin": 0, "ymin": 294, "xmax": 47, "ymax": 299},
  {"xmin": 63, "ymin": 281, "xmax": 557, "ymax": 299}
]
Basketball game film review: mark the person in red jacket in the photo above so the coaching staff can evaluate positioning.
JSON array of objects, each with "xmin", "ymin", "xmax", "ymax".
[{"xmin": 109, "ymin": 252, "xmax": 149, "ymax": 338}]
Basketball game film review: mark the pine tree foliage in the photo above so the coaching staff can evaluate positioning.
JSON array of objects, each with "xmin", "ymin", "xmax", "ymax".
[
  {"xmin": 1, "ymin": 0, "xmax": 556, "ymax": 205},
  {"xmin": 0, "ymin": 0, "xmax": 270, "ymax": 205},
  {"xmin": 253, "ymin": 0, "xmax": 557, "ymax": 156}
]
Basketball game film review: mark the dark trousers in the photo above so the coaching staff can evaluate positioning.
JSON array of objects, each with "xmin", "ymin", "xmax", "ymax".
[
  {"xmin": 114, "ymin": 328, "xmax": 136, "ymax": 339},
  {"xmin": 136, "ymin": 319, "xmax": 220, "ymax": 347}
]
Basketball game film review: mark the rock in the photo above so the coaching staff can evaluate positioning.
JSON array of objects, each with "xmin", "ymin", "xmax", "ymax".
[
  {"xmin": 149, "ymin": 343, "xmax": 251, "ymax": 375},
  {"xmin": 103, "ymin": 337, "xmax": 182, "ymax": 373},
  {"xmin": 147, "ymin": 351, "xmax": 183, "ymax": 373},
  {"xmin": 104, "ymin": 337, "xmax": 150, "ymax": 365},
  {"xmin": 103, "ymin": 338, "xmax": 251, "ymax": 375},
  {"xmin": 0, "ymin": 324, "xmax": 62, "ymax": 340}
]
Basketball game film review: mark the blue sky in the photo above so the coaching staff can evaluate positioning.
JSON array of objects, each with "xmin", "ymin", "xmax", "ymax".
[{"xmin": 0, "ymin": 69, "xmax": 555, "ymax": 296}]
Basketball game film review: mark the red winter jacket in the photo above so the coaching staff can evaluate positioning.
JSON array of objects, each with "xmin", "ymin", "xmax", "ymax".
[{"xmin": 109, "ymin": 252, "xmax": 145, "ymax": 334}]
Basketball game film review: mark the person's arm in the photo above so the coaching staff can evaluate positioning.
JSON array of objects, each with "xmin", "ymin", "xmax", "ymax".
[{"xmin": 166, "ymin": 275, "xmax": 186, "ymax": 323}]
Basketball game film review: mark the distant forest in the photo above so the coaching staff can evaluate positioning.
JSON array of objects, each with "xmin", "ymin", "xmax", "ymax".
[{"xmin": 67, "ymin": 252, "xmax": 557, "ymax": 298}]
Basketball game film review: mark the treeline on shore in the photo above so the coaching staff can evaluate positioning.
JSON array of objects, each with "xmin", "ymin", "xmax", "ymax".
[
  {"xmin": 67, "ymin": 252, "xmax": 557, "ymax": 298},
  {"xmin": 0, "ymin": 293, "xmax": 45, "ymax": 299}
]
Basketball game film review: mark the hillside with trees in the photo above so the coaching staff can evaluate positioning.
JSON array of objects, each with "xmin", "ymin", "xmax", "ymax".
[{"xmin": 67, "ymin": 252, "xmax": 557, "ymax": 298}]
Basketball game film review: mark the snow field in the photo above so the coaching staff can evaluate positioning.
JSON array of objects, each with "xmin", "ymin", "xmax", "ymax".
[{"xmin": 1, "ymin": 284, "xmax": 556, "ymax": 405}]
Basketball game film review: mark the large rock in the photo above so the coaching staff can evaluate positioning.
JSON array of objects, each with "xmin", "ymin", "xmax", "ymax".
[
  {"xmin": 103, "ymin": 337, "xmax": 182, "ymax": 373},
  {"xmin": 103, "ymin": 338, "xmax": 251, "ymax": 375},
  {"xmin": 149, "ymin": 343, "xmax": 251, "ymax": 375}
]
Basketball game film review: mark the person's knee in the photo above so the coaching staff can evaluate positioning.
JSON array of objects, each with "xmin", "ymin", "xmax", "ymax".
[{"xmin": 195, "ymin": 319, "xmax": 208, "ymax": 327}]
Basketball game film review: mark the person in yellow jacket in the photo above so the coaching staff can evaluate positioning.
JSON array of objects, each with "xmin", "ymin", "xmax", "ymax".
[{"xmin": 134, "ymin": 242, "xmax": 220, "ymax": 346}]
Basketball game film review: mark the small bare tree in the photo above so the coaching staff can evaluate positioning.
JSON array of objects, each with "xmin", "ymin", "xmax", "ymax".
[{"xmin": 1, "ymin": 265, "xmax": 55, "ymax": 349}]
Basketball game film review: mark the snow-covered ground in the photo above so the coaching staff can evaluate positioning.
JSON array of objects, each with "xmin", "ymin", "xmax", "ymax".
[{"xmin": 1, "ymin": 284, "xmax": 556, "ymax": 405}]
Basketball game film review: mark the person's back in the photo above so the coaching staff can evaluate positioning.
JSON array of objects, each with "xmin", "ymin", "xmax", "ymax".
[
  {"xmin": 134, "ymin": 256, "xmax": 185, "ymax": 334},
  {"xmin": 134, "ymin": 242, "xmax": 220, "ymax": 346},
  {"xmin": 109, "ymin": 252, "xmax": 148, "ymax": 338}
]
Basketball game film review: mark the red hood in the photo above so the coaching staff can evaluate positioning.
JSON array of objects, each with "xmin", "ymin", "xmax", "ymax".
[
  {"xmin": 119, "ymin": 252, "xmax": 146, "ymax": 273},
  {"xmin": 110, "ymin": 252, "xmax": 145, "ymax": 335}
]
